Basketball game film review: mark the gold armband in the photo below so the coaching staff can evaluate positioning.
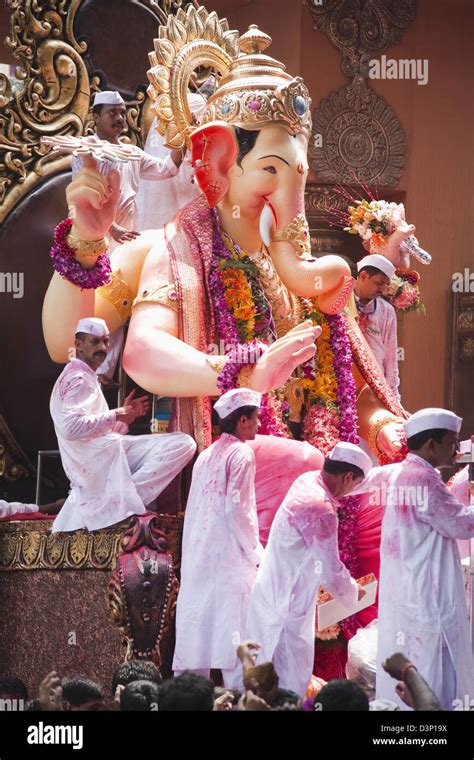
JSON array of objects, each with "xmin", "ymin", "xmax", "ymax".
[
  {"xmin": 206, "ymin": 356, "xmax": 228, "ymax": 374},
  {"xmin": 236, "ymin": 364, "xmax": 253, "ymax": 389},
  {"xmin": 132, "ymin": 282, "xmax": 179, "ymax": 312},
  {"xmin": 96, "ymin": 269, "xmax": 134, "ymax": 322},
  {"xmin": 367, "ymin": 413, "xmax": 403, "ymax": 458},
  {"xmin": 67, "ymin": 234, "xmax": 109, "ymax": 257},
  {"xmin": 271, "ymin": 213, "xmax": 311, "ymax": 257}
]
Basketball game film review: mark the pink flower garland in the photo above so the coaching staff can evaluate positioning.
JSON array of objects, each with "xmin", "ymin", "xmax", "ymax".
[
  {"xmin": 50, "ymin": 218, "xmax": 111, "ymax": 290},
  {"xmin": 216, "ymin": 340, "xmax": 266, "ymax": 394},
  {"xmin": 210, "ymin": 211, "xmax": 288, "ymax": 433},
  {"xmin": 327, "ymin": 312, "xmax": 362, "ymax": 639}
]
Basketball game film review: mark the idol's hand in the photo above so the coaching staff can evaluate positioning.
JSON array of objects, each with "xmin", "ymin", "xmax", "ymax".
[
  {"xmin": 385, "ymin": 222, "xmax": 416, "ymax": 269},
  {"xmin": 249, "ymin": 321, "xmax": 321, "ymax": 393},
  {"xmin": 66, "ymin": 154, "xmax": 121, "ymax": 242},
  {"xmin": 376, "ymin": 421, "xmax": 406, "ymax": 459}
]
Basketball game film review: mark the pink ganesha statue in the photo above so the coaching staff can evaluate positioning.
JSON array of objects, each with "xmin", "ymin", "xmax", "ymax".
[{"xmin": 43, "ymin": 7, "xmax": 416, "ymax": 648}]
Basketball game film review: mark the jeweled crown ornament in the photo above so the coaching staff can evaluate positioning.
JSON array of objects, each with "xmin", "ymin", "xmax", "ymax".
[{"xmin": 147, "ymin": 5, "xmax": 312, "ymax": 149}]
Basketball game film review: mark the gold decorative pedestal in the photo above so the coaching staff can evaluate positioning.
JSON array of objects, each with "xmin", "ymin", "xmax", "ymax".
[{"xmin": 0, "ymin": 515, "xmax": 183, "ymax": 705}]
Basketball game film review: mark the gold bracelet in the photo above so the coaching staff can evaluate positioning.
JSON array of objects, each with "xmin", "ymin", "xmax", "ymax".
[
  {"xmin": 96, "ymin": 269, "xmax": 134, "ymax": 322},
  {"xmin": 236, "ymin": 364, "xmax": 253, "ymax": 389},
  {"xmin": 367, "ymin": 414, "xmax": 403, "ymax": 458},
  {"xmin": 67, "ymin": 234, "xmax": 109, "ymax": 257},
  {"xmin": 206, "ymin": 356, "xmax": 228, "ymax": 374},
  {"xmin": 271, "ymin": 213, "xmax": 311, "ymax": 257}
]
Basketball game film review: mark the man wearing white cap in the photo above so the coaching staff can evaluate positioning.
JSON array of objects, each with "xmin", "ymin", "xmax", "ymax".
[
  {"xmin": 354, "ymin": 254, "xmax": 400, "ymax": 401},
  {"xmin": 173, "ymin": 388, "xmax": 264, "ymax": 689},
  {"xmin": 72, "ymin": 91, "xmax": 184, "ymax": 244},
  {"xmin": 350, "ymin": 408, "xmax": 474, "ymax": 709},
  {"xmin": 246, "ymin": 441, "xmax": 370, "ymax": 699},
  {"xmin": 50, "ymin": 318, "xmax": 196, "ymax": 533}
]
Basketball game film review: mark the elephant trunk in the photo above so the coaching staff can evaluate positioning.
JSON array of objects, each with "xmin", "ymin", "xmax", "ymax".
[{"xmin": 259, "ymin": 197, "xmax": 354, "ymax": 314}]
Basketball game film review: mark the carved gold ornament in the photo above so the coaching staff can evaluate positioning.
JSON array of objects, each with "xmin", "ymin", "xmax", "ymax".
[
  {"xmin": 0, "ymin": 514, "xmax": 184, "ymax": 572},
  {"xmin": 97, "ymin": 269, "xmax": 134, "ymax": 322},
  {"xmin": 272, "ymin": 214, "xmax": 312, "ymax": 257},
  {"xmin": 0, "ymin": 0, "xmax": 90, "ymax": 222},
  {"xmin": 67, "ymin": 234, "xmax": 109, "ymax": 258},
  {"xmin": 132, "ymin": 282, "xmax": 179, "ymax": 312},
  {"xmin": 147, "ymin": 5, "xmax": 312, "ymax": 149}
]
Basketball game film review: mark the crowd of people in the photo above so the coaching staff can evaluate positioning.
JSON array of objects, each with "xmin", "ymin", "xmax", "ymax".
[{"xmin": 0, "ymin": 642, "xmax": 441, "ymax": 712}]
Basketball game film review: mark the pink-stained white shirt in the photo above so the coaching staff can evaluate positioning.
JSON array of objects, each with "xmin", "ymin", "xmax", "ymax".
[
  {"xmin": 72, "ymin": 137, "xmax": 179, "ymax": 231},
  {"xmin": 448, "ymin": 465, "xmax": 471, "ymax": 560},
  {"xmin": 50, "ymin": 358, "xmax": 146, "ymax": 532},
  {"xmin": 352, "ymin": 454, "xmax": 474, "ymax": 709},
  {"xmin": 355, "ymin": 295, "xmax": 400, "ymax": 401},
  {"xmin": 0, "ymin": 501, "xmax": 38, "ymax": 519},
  {"xmin": 173, "ymin": 433, "xmax": 263, "ymax": 672},
  {"xmin": 246, "ymin": 470, "xmax": 358, "ymax": 698}
]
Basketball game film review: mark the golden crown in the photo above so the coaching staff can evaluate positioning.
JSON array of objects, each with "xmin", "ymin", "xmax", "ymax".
[{"xmin": 147, "ymin": 6, "xmax": 312, "ymax": 149}]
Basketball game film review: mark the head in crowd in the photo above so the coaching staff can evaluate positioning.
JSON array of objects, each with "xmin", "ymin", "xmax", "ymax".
[
  {"xmin": 314, "ymin": 680, "xmax": 369, "ymax": 711},
  {"xmin": 219, "ymin": 405, "xmax": 260, "ymax": 440},
  {"xmin": 92, "ymin": 91, "xmax": 126, "ymax": 143},
  {"xmin": 322, "ymin": 442, "xmax": 371, "ymax": 498},
  {"xmin": 158, "ymin": 672, "xmax": 214, "ymax": 712},
  {"xmin": 120, "ymin": 680, "xmax": 160, "ymax": 711},
  {"xmin": 243, "ymin": 662, "xmax": 279, "ymax": 706},
  {"xmin": 111, "ymin": 659, "xmax": 163, "ymax": 695},
  {"xmin": 272, "ymin": 688, "xmax": 303, "ymax": 710},
  {"xmin": 404, "ymin": 408, "xmax": 462, "ymax": 469},
  {"xmin": 215, "ymin": 388, "xmax": 262, "ymax": 442},
  {"xmin": 355, "ymin": 254, "xmax": 395, "ymax": 302},
  {"xmin": 74, "ymin": 318, "xmax": 110, "ymax": 371},
  {"xmin": 0, "ymin": 676, "xmax": 28, "ymax": 703},
  {"xmin": 61, "ymin": 677, "xmax": 104, "ymax": 711}
]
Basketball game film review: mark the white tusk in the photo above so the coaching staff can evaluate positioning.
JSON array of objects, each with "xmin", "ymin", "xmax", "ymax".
[{"xmin": 259, "ymin": 203, "xmax": 275, "ymax": 247}]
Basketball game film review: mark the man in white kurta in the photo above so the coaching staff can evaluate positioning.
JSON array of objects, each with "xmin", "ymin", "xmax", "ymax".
[
  {"xmin": 71, "ymin": 91, "xmax": 182, "ymax": 242},
  {"xmin": 173, "ymin": 388, "xmax": 264, "ymax": 689},
  {"xmin": 50, "ymin": 318, "xmax": 196, "ymax": 533},
  {"xmin": 354, "ymin": 254, "xmax": 400, "ymax": 401},
  {"xmin": 351, "ymin": 408, "xmax": 474, "ymax": 710},
  {"xmin": 246, "ymin": 442, "xmax": 370, "ymax": 699}
]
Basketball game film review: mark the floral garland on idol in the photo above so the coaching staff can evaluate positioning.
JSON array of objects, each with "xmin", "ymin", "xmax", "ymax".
[
  {"xmin": 210, "ymin": 210, "xmax": 288, "ymax": 437},
  {"xmin": 210, "ymin": 210, "xmax": 361, "ymax": 640},
  {"xmin": 50, "ymin": 218, "xmax": 111, "ymax": 289}
]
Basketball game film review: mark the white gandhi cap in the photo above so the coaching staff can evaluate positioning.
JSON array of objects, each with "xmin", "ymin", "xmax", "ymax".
[
  {"xmin": 214, "ymin": 388, "xmax": 262, "ymax": 420},
  {"xmin": 404, "ymin": 407, "xmax": 462, "ymax": 438},
  {"xmin": 93, "ymin": 91, "xmax": 125, "ymax": 107},
  {"xmin": 357, "ymin": 254, "xmax": 396, "ymax": 280},
  {"xmin": 328, "ymin": 441, "xmax": 372, "ymax": 478},
  {"xmin": 75, "ymin": 318, "xmax": 110, "ymax": 338}
]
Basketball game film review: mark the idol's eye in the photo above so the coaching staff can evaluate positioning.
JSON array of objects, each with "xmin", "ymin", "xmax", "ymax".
[{"xmin": 263, "ymin": 166, "xmax": 277, "ymax": 174}]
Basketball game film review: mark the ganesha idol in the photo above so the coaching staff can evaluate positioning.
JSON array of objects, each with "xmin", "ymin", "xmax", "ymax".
[{"xmin": 43, "ymin": 7, "xmax": 416, "ymax": 635}]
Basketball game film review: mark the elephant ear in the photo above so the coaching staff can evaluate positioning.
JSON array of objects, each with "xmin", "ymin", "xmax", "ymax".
[{"xmin": 190, "ymin": 122, "xmax": 238, "ymax": 208}]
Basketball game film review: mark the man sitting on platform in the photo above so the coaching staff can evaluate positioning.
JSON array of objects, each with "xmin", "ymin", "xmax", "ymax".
[{"xmin": 50, "ymin": 317, "xmax": 196, "ymax": 533}]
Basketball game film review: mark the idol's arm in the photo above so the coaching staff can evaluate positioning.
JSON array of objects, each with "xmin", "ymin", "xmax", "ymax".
[
  {"xmin": 123, "ymin": 237, "xmax": 320, "ymax": 397},
  {"xmin": 42, "ymin": 232, "xmax": 154, "ymax": 363}
]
